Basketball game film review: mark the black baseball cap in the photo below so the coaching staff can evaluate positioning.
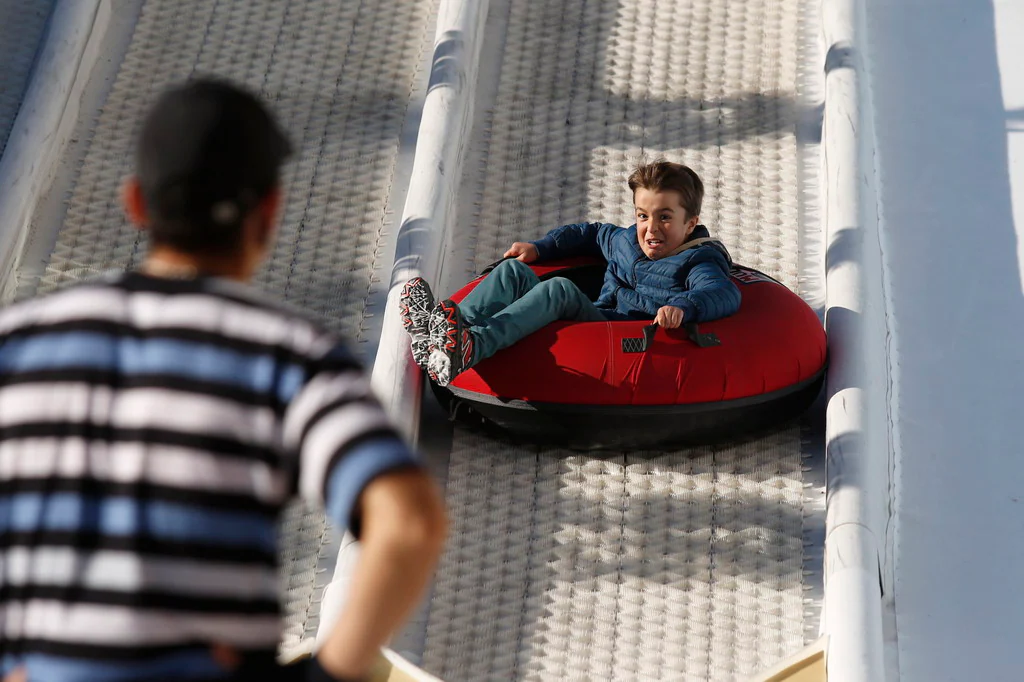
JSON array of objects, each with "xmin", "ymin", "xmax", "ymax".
[{"xmin": 136, "ymin": 77, "xmax": 292, "ymax": 235}]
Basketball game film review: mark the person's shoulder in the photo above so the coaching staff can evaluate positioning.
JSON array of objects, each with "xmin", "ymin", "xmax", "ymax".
[
  {"xmin": 604, "ymin": 223, "xmax": 636, "ymax": 245},
  {"xmin": 656, "ymin": 243, "xmax": 730, "ymax": 282},
  {"xmin": 677, "ymin": 227, "xmax": 732, "ymax": 264},
  {"xmin": 108, "ymin": 271, "xmax": 331, "ymax": 338},
  {"xmin": 1, "ymin": 272, "xmax": 344, "ymax": 361},
  {"xmin": 159, "ymin": 278, "xmax": 359, "ymax": 370},
  {"xmin": 198, "ymin": 278, "xmax": 347, "ymax": 359},
  {"xmin": 203, "ymin": 277, "xmax": 324, "ymax": 326},
  {"xmin": 678, "ymin": 244, "xmax": 730, "ymax": 268}
]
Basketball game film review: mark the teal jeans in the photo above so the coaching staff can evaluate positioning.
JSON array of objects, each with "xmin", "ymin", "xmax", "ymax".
[{"xmin": 459, "ymin": 259, "xmax": 606, "ymax": 366}]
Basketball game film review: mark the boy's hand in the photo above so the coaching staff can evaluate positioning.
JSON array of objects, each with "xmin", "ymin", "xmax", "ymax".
[
  {"xmin": 655, "ymin": 305, "xmax": 685, "ymax": 329},
  {"xmin": 504, "ymin": 242, "xmax": 539, "ymax": 263}
]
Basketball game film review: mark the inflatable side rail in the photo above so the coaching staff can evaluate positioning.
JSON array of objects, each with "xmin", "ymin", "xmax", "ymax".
[
  {"xmin": 315, "ymin": 0, "xmax": 491, "ymax": 668},
  {"xmin": 368, "ymin": 0, "xmax": 490, "ymax": 441},
  {"xmin": 821, "ymin": 0, "xmax": 891, "ymax": 680}
]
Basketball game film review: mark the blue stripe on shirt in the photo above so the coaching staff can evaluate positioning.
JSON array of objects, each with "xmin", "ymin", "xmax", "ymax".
[
  {"xmin": 3, "ymin": 650, "xmax": 229, "ymax": 682},
  {"xmin": 324, "ymin": 437, "xmax": 419, "ymax": 533},
  {"xmin": 0, "ymin": 493, "xmax": 275, "ymax": 551},
  {"xmin": 0, "ymin": 333, "xmax": 307, "ymax": 402}
]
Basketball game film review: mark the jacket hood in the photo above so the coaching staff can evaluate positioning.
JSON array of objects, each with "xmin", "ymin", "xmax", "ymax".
[{"xmin": 663, "ymin": 224, "xmax": 733, "ymax": 265}]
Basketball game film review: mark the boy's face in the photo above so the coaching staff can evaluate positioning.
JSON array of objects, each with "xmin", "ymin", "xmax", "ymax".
[{"xmin": 634, "ymin": 188, "xmax": 699, "ymax": 259}]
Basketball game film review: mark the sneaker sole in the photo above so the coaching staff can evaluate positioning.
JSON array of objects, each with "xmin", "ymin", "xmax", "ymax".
[
  {"xmin": 400, "ymin": 277, "xmax": 435, "ymax": 371},
  {"xmin": 399, "ymin": 277, "xmax": 434, "ymax": 336},
  {"xmin": 426, "ymin": 348, "xmax": 452, "ymax": 386},
  {"xmin": 427, "ymin": 300, "xmax": 473, "ymax": 387},
  {"xmin": 410, "ymin": 336, "xmax": 431, "ymax": 370}
]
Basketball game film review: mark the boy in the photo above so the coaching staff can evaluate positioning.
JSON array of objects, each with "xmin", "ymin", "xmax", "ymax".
[
  {"xmin": 400, "ymin": 160, "xmax": 741, "ymax": 387},
  {"xmin": 0, "ymin": 79, "xmax": 447, "ymax": 682}
]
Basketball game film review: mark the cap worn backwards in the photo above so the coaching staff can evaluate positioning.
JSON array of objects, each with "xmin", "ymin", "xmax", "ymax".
[{"xmin": 136, "ymin": 77, "xmax": 292, "ymax": 231}]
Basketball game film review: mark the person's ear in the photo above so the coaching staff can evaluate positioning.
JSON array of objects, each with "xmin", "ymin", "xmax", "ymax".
[
  {"xmin": 686, "ymin": 214, "xmax": 699, "ymax": 235},
  {"xmin": 121, "ymin": 177, "xmax": 148, "ymax": 230},
  {"xmin": 253, "ymin": 187, "xmax": 282, "ymax": 248}
]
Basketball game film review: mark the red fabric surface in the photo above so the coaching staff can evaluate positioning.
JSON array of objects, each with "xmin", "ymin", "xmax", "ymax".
[{"xmin": 448, "ymin": 259, "xmax": 826, "ymax": 406}]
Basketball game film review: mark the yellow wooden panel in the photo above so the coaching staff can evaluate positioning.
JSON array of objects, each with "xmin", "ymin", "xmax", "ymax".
[
  {"xmin": 749, "ymin": 635, "xmax": 828, "ymax": 682},
  {"xmin": 370, "ymin": 649, "xmax": 445, "ymax": 682}
]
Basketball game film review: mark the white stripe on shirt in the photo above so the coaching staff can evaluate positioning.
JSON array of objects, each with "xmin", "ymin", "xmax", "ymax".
[
  {"xmin": 2, "ymin": 547, "xmax": 278, "ymax": 598},
  {"xmin": 297, "ymin": 402, "xmax": 394, "ymax": 501},
  {"xmin": 0, "ymin": 286, "xmax": 335, "ymax": 358},
  {"xmin": 0, "ymin": 384, "xmax": 280, "ymax": 448},
  {"xmin": 3, "ymin": 600, "xmax": 281, "ymax": 647},
  {"xmin": 282, "ymin": 371, "xmax": 376, "ymax": 450},
  {"xmin": 0, "ymin": 440, "xmax": 288, "ymax": 502}
]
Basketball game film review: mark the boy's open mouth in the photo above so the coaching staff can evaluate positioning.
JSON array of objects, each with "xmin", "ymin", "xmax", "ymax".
[{"xmin": 646, "ymin": 239, "xmax": 663, "ymax": 247}]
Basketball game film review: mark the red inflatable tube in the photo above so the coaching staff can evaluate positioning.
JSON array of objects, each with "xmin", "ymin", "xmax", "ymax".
[{"xmin": 431, "ymin": 257, "xmax": 827, "ymax": 449}]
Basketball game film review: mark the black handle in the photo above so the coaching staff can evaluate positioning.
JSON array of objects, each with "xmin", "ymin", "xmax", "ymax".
[
  {"xmin": 479, "ymin": 255, "xmax": 518, "ymax": 276},
  {"xmin": 621, "ymin": 321, "xmax": 721, "ymax": 353},
  {"xmin": 642, "ymin": 322, "xmax": 659, "ymax": 351},
  {"xmin": 683, "ymin": 321, "xmax": 721, "ymax": 348}
]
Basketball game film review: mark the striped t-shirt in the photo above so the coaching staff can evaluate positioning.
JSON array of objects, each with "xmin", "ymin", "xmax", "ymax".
[{"xmin": 0, "ymin": 272, "xmax": 420, "ymax": 681}]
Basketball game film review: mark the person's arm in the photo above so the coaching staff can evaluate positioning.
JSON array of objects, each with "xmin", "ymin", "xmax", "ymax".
[
  {"xmin": 316, "ymin": 468, "xmax": 446, "ymax": 680},
  {"xmin": 666, "ymin": 259, "xmax": 741, "ymax": 323},
  {"xmin": 525, "ymin": 222, "xmax": 616, "ymax": 261},
  {"xmin": 283, "ymin": 346, "xmax": 447, "ymax": 681}
]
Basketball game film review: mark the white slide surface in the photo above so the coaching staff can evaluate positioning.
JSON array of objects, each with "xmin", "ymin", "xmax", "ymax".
[
  {"xmin": 865, "ymin": 0, "xmax": 1024, "ymax": 679},
  {"xmin": 398, "ymin": 0, "xmax": 830, "ymax": 680}
]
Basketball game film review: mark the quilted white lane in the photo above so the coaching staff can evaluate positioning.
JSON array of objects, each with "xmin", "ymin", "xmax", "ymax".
[
  {"xmin": 424, "ymin": 430, "xmax": 807, "ymax": 681},
  {"xmin": 422, "ymin": 0, "xmax": 816, "ymax": 679}
]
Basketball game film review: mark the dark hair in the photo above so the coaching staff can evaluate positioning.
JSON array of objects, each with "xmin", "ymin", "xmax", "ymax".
[
  {"xmin": 145, "ymin": 188, "xmax": 265, "ymax": 254},
  {"xmin": 627, "ymin": 160, "xmax": 704, "ymax": 219},
  {"xmin": 137, "ymin": 78, "xmax": 291, "ymax": 253}
]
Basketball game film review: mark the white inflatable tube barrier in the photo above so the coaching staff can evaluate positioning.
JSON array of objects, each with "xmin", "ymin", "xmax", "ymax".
[
  {"xmin": 0, "ymin": 0, "xmax": 108, "ymax": 302},
  {"xmin": 821, "ymin": 0, "xmax": 891, "ymax": 680},
  {"xmin": 315, "ymin": 0, "xmax": 491, "ymax": 665},
  {"xmin": 367, "ymin": 0, "xmax": 489, "ymax": 441}
]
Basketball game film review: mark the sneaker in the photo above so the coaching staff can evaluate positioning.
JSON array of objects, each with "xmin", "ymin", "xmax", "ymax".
[
  {"xmin": 399, "ymin": 277, "xmax": 434, "ymax": 369},
  {"xmin": 427, "ymin": 299, "xmax": 475, "ymax": 387}
]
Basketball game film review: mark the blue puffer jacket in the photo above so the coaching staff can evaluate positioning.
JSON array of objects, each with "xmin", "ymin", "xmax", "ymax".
[{"xmin": 530, "ymin": 222, "xmax": 741, "ymax": 323}]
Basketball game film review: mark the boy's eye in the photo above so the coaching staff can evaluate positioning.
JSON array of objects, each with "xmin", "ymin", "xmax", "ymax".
[{"xmin": 660, "ymin": 215, "xmax": 670, "ymax": 221}]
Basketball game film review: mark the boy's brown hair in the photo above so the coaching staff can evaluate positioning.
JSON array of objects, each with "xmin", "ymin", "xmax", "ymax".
[{"xmin": 627, "ymin": 160, "xmax": 704, "ymax": 219}]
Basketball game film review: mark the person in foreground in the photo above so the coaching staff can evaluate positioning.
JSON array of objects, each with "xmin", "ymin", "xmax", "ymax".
[
  {"xmin": 401, "ymin": 161, "xmax": 741, "ymax": 386},
  {"xmin": 0, "ymin": 79, "xmax": 447, "ymax": 682}
]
